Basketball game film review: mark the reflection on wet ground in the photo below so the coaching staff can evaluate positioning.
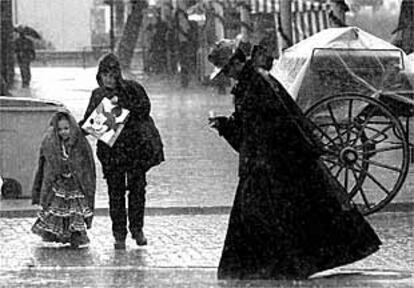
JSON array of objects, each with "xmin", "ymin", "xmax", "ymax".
[
  {"xmin": 0, "ymin": 213, "xmax": 413, "ymax": 287},
  {"xmin": 1, "ymin": 267, "xmax": 412, "ymax": 288}
]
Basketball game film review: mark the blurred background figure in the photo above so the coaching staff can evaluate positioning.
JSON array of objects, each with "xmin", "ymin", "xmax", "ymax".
[
  {"xmin": 251, "ymin": 44, "xmax": 274, "ymax": 72},
  {"xmin": 391, "ymin": 0, "xmax": 414, "ymax": 55},
  {"xmin": 14, "ymin": 25, "xmax": 37, "ymax": 88},
  {"xmin": 148, "ymin": 12, "xmax": 168, "ymax": 74}
]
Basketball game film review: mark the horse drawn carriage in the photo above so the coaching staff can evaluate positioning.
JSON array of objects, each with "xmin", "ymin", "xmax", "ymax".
[{"xmin": 271, "ymin": 27, "xmax": 414, "ymax": 215}]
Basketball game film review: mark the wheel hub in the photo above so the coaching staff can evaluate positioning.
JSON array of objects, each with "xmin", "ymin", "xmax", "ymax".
[{"xmin": 340, "ymin": 147, "xmax": 358, "ymax": 165}]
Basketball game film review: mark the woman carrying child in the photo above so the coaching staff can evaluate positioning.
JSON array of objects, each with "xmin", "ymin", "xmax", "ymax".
[{"xmin": 31, "ymin": 111, "xmax": 96, "ymax": 248}]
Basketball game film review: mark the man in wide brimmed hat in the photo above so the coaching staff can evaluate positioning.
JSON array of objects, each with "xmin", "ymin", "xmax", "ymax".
[
  {"xmin": 206, "ymin": 35, "xmax": 381, "ymax": 281},
  {"xmin": 207, "ymin": 39, "xmax": 250, "ymax": 141}
]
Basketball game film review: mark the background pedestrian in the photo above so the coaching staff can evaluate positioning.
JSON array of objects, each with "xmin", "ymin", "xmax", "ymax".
[
  {"xmin": 251, "ymin": 44, "xmax": 274, "ymax": 72},
  {"xmin": 14, "ymin": 27, "xmax": 36, "ymax": 88}
]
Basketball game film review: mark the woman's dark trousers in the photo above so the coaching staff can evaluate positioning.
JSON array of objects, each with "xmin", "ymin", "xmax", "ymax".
[{"xmin": 105, "ymin": 167, "xmax": 147, "ymax": 241}]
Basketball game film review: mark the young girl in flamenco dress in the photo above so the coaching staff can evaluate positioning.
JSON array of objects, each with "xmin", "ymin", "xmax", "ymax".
[{"xmin": 31, "ymin": 111, "xmax": 96, "ymax": 248}]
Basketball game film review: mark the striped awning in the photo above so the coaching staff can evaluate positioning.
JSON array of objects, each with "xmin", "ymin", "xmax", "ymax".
[
  {"xmin": 172, "ymin": 0, "xmax": 247, "ymax": 10},
  {"xmin": 249, "ymin": 0, "xmax": 279, "ymax": 13},
  {"xmin": 204, "ymin": 0, "xmax": 248, "ymax": 9},
  {"xmin": 249, "ymin": 0, "xmax": 330, "ymax": 14}
]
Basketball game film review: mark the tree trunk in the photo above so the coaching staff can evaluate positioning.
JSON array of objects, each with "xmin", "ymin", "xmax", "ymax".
[
  {"xmin": 0, "ymin": 0, "xmax": 14, "ymax": 93},
  {"xmin": 116, "ymin": 0, "xmax": 148, "ymax": 69}
]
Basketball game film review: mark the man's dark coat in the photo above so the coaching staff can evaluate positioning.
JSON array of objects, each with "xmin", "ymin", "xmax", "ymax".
[{"xmin": 215, "ymin": 62, "xmax": 381, "ymax": 280}]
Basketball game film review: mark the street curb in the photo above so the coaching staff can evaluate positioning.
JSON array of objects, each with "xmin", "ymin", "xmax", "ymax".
[
  {"xmin": 0, "ymin": 202, "xmax": 413, "ymax": 218},
  {"xmin": 373, "ymin": 202, "xmax": 414, "ymax": 214},
  {"xmin": 0, "ymin": 206, "xmax": 232, "ymax": 218}
]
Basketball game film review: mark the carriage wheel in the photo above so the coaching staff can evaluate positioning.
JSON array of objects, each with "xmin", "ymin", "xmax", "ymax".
[{"xmin": 304, "ymin": 93, "xmax": 409, "ymax": 215}]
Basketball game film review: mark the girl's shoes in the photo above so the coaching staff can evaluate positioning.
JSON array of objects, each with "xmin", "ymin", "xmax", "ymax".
[
  {"xmin": 70, "ymin": 232, "xmax": 89, "ymax": 249},
  {"xmin": 70, "ymin": 242, "xmax": 79, "ymax": 249}
]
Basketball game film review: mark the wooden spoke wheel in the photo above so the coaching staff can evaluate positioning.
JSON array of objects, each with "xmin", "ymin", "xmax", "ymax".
[{"xmin": 304, "ymin": 93, "xmax": 409, "ymax": 215}]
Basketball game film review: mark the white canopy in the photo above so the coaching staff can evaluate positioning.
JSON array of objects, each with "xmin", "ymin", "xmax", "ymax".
[{"xmin": 271, "ymin": 27, "xmax": 413, "ymax": 110}]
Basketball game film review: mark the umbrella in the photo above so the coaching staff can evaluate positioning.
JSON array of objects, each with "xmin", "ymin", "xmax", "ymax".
[{"xmin": 14, "ymin": 25, "xmax": 42, "ymax": 39}]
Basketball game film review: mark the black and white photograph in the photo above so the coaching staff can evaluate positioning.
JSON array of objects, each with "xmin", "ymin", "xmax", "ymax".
[{"xmin": 0, "ymin": 0, "xmax": 413, "ymax": 287}]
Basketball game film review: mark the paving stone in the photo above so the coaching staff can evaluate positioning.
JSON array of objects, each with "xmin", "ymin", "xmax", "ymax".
[{"xmin": 0, "ymin": 212, "xmax": 413, "ymax": 287}]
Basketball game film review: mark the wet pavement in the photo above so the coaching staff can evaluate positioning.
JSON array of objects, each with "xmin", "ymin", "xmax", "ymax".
[{"xmin": 0, "ymin": 212, "xmax": 413, "ymax": 287}]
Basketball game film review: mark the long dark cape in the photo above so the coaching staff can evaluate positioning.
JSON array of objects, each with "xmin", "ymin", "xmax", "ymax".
[{"xmin": 216, "ymin": 63, "xmax": 381, "ymax": 280}]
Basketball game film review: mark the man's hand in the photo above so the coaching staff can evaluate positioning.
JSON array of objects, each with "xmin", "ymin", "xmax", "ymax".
[
  {"xmin": 208, "ymin": 116, "xmax": 227, "ymax": 130},
  {"xmin": 208, "ymin": 117, "xmax": 219, "ymax": 129}
]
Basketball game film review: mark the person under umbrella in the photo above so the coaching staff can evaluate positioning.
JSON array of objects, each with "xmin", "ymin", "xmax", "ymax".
[{"xmin": 14, "ymin": 25, "xmax": 37, "ymax": 88}]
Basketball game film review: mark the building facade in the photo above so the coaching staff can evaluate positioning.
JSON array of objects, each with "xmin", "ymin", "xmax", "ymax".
[{"xmin": 13, "ymin": 0, "xmax": 94, "ymax": 51}]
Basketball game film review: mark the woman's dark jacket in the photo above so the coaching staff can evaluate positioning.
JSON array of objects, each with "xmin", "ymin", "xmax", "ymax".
[
  {"xmin": 214, "ymin": 62, "xmax": 381, "ymax": 280},
  {"xmin": 80, "ymin": 54, "xmax": 164, "ymax": 175}
]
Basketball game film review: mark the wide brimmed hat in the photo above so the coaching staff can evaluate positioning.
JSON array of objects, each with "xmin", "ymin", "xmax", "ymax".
[{"xmin": 208, "ymin": 39, "xmax": 247, "ymax": 80}]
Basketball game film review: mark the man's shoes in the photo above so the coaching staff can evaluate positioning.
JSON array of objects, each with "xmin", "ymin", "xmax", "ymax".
[
  {"xmin": 134, "ymin": 230, "xmax": 147, "ymax": 246},
  {"xmin": 114, "ymin": 240, "xmax": 126, "ymax": 250}
]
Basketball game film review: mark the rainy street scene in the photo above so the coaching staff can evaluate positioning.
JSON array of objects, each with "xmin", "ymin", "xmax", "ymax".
[{"xmin": 0, "ymin": 0, "xmax": 413, "ymax": 287}]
